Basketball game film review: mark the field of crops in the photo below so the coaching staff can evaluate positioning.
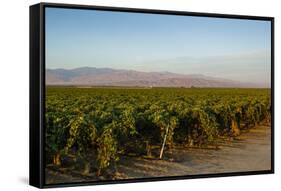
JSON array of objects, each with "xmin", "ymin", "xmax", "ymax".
[{"xmin": 45, "ymin": 87, "xmax": 271, "ymax": 178}]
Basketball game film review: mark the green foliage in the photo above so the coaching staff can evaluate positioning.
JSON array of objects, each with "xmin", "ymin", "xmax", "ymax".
[
  {"xmin": 65, "ymin": 114, "xmax": 97, "ymax": 155},
  {"xmin": 96, "ymin": 125, "xmax": 117, "ymax": 175},
  {"xmin": 46, "ymin": 87, "xmax": 271, "ymax": 174}
]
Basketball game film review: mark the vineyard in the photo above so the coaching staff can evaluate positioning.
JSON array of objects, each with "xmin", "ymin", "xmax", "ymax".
[{"xmin": 45, "ymin": 87, "xmax": 271, "ymax": 179}]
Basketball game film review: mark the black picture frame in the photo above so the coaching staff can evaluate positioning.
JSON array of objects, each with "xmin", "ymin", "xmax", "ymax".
[{"xmin": 30, "ymin": 2, "xmax": 275, "ymax": 188}]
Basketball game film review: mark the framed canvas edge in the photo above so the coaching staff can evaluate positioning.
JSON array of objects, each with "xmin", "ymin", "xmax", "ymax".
[
  {"xmin": 29, "ymin": 2, "xmax": 275, "ymax": 189},
  {"xmin": 29, "ymin": 3, "xmax": 44, "ymax": 188}
]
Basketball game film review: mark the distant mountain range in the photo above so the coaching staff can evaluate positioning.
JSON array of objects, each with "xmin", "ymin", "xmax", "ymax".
[{"xmin": 46, "ymin": 67, "xmax": 262, "ymax": 88}]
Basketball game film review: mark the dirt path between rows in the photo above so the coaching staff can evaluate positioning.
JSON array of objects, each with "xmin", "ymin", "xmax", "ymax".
[{"xmin": 115, "ymin": 125, "xmax": 271, "ymax": 179}]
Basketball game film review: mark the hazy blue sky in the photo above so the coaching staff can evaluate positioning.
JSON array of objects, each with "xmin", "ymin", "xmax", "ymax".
[{"xmin": 46, "ymin": 7, "xmax": 271, "ymax": 86}]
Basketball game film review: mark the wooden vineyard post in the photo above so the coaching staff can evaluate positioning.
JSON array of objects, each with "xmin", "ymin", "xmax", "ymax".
[{"xmin": 159, "ymin": 125, "xmax": 169, "ymax": 159}]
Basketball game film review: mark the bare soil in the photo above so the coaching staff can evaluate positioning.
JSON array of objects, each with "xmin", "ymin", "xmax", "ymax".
[{"xmin": 46, "ymin": 125, "xmax": 271, "ymax": 184}]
